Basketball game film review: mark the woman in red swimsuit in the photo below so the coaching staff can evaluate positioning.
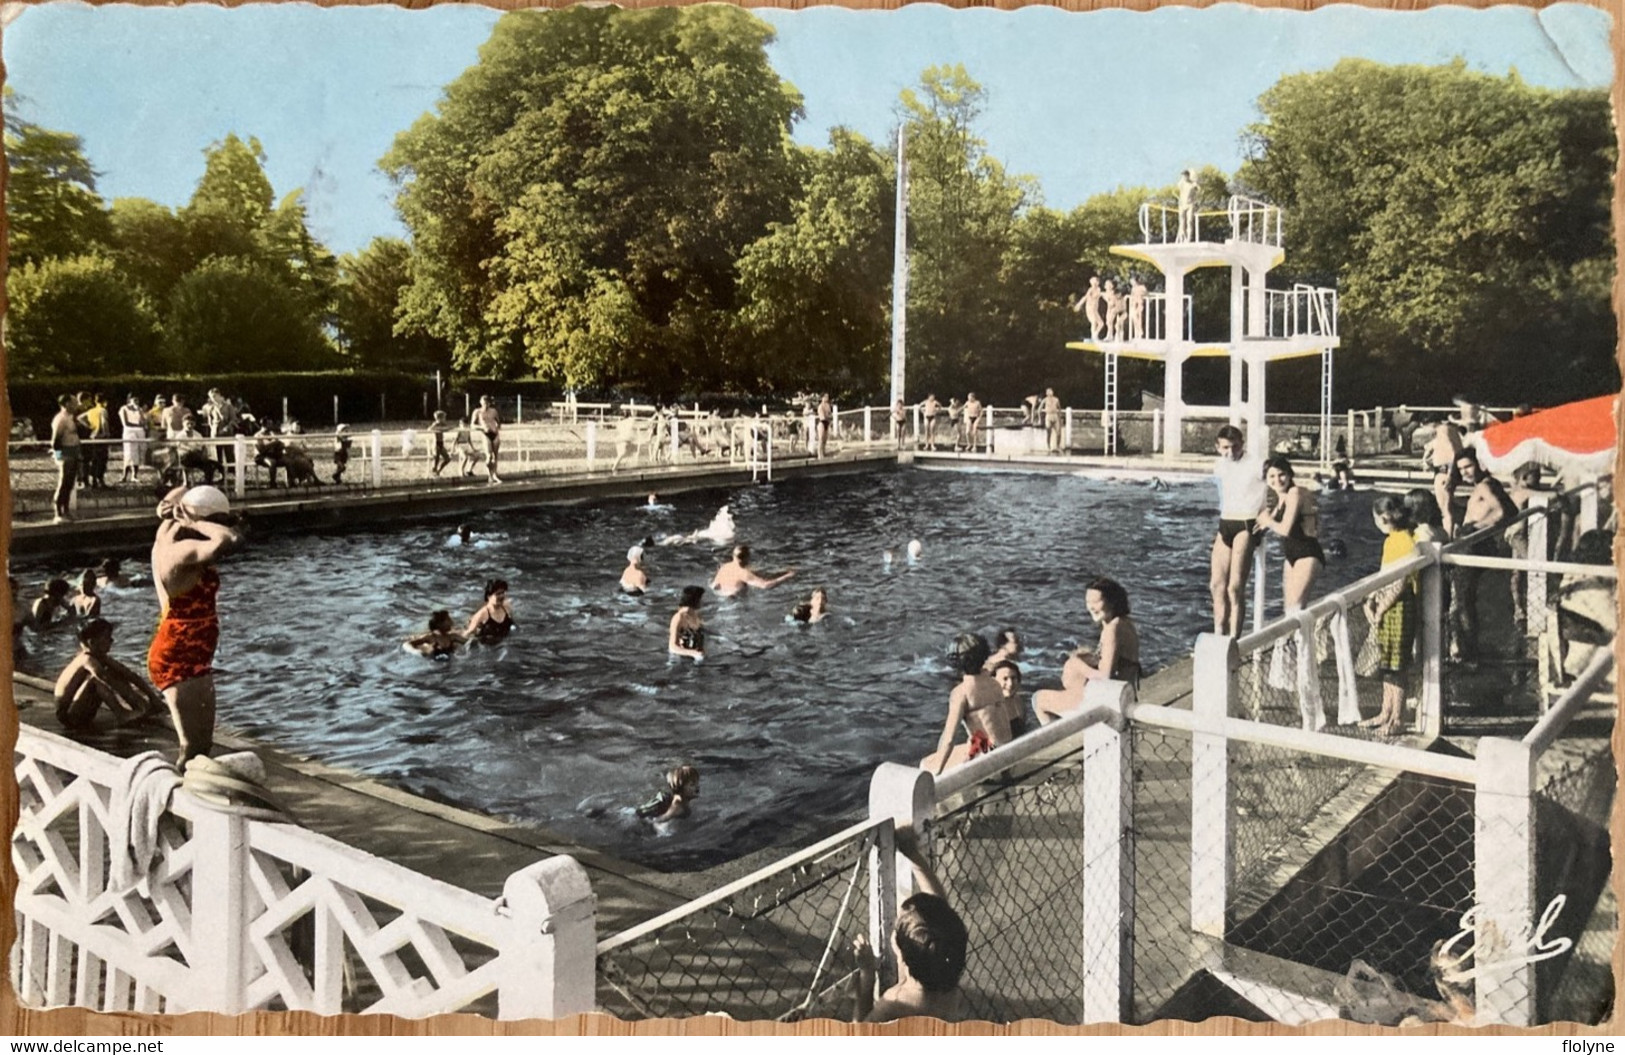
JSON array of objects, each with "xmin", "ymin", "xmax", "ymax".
[{"xmin": 148, "ymin": 485, "xmax": 244, "ymax": 763}]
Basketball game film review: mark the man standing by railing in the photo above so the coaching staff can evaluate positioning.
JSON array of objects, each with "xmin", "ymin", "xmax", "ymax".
[
  {"xmin": 1211, "ymin": 424, "xmax": 1267, "ymax": 637},
  {"xmin": 1436, "ymin": 447, "xmax": 1517, "ymax": 664}
]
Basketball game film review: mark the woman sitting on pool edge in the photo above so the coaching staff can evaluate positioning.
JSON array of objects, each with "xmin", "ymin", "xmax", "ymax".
[
  {"xmin": 465, "ymin": 579, "xmax": 515, "ymax": 644},
  {"xmin": 405, "ymin": 610, "xmax": 465, "ymax": 658},
  {"xmin": 668, "ymin": 586, "xmax": 706, "ymax": 660},
  {"xmin": 921, "ymin": 633, "xmax": 1011, "ymax": 775},
  {"xmin": 1035, "ymin": 577, "xmax": 1140, "ymax": 725}
]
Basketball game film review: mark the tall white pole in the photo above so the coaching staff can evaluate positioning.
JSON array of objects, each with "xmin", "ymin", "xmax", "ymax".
[{"xmin": 890, "ymin": 126, "xmax": 909, "ymax": 410}]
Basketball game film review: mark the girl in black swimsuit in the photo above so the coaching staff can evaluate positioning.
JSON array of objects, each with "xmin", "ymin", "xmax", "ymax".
[
  {"xmin": 405, "ymin": 610, "xmax": 465, "ymax": 658},
  {"xmin": 669, "ymin": 586, "xmax": 706, "ymax": 659},
  {"xmin": 1255, "ymin": 456, "xmax": 1324, "ymax": 612},
  {"xmin": 466, "ymin": 579, "xmax": 516, "ymax": 644}
]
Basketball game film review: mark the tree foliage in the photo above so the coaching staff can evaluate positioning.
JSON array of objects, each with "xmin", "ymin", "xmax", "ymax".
[
  {"xmin": 7, "ymin": 255, "xmax": 160, "ymax": 378},
  {"xmin": 4, "ymin": 98, "xmax": 111, "ymax": 268},
  {"xmin": 1239, "ymin": 59, "xmax": 1616, "ymax": 404},
  {"xmin": 383, "ymin": 7, "xmax": 803, "ymax": 394},
  {"xmin": 334, "ymin": 236, "xmax": 451, "ymax": 372},
  {"xmin": 165, "ymin": 256, "xmax": 332, "ymax": 374},
  {"xmin": 734, "ymin": 131, "xmax": 894, "ymax": 394}
]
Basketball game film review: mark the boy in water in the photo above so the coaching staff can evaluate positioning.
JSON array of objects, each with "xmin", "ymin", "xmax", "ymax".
[
  {"xmin": 636, "ymin": 765, "xmax": 700, "ymax": 821},
  {"xmin": 54, "ymin": 618, "xmax": 165, "ymax": 729}
]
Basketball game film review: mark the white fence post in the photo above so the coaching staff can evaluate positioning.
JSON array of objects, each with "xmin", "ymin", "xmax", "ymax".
[
  {"xmin": 1527, "ymin": 495, "xmax": 1549, "ymax": 635},
  {"xmin": 912, "ymin": 405, "xmax": 921, "ymax": 445},
  {"xmin": 1473, "ymin": 738, "xmax": 1537, "ymax": 1026},
  {"xmin": 181, "ymin": 802, "xmax": 251, "ymax": 1014},
  {"xmin": 1152, "ymin": 408, "xmax": 1162, "ymax": 454},
  {"xmin": 868, "ymin": 762, "xmax": 932, "ymax": 989},
  {"xmin": 1345, "ymin": 408, "xmax": 1355, "ymax": 457},
  {"xmin": 233, "ymin": 436, "xmax": 247, "ymax": 499},
  {"xmin": 669, "ymin": 415, "xmax": 680, "ymax": 463},
  {"xmin": 496, "ymin": 856, "xmax": 597, "ymax": 1021},
  {"xmin": 1081, "ymin": 678, "xmax": 1135, "ymax": 1024},
  {"xmin": 1418, "ymin": 546, "xmax": 1445, "ymax": 738},
  {"xmin": 1578, "ymin": 487, "xmax": 1599, "ymax": 534},
  {"xmin": 984, "ymin": 406, "xmax": 993, "ymax": 452},
  {"xmin": 863, "ymin": 406, "xmax": 872, "ymax": 444},
  {"xmin": 1252, "ymin": 552, "xmax": 1267, "ymax": 633},
  {"xmin": 1064, "ymin": 407, "xmax": 1074, "ymax": 451},
  {"xmin": 1190, "ymin": 634, "xmax": 1237, "ymax": 938},
  {"xmin": 369, "ymin": 430, "xmax": 382, "ymax": 488},
  {"xmin": 585, "ymin": 421, "xmax": 597, "ymax": 470}
]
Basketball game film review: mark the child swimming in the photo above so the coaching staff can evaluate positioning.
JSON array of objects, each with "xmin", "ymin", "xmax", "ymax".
[{"xmin": 636, "ymin": 765, "xmax": 700, "ymax": 821}]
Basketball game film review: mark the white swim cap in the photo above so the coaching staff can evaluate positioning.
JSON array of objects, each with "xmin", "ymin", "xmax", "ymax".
[
  {"xmin": 627, "ymin": 544, "xmax": 645, "ymax": 563},
  {"xmin": 182, "ymin": 485, "xmax": 231, "ymax": 520},
  {"xmin": 907, "ymin": 539, "xmax": 923, "ymax": 559}
]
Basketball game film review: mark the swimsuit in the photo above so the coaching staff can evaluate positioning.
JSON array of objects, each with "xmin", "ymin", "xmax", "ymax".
[
  {"xmin": 1217, "ymin": 518, "xmax": 1255, "ymax": 547},
  {"xmin": 966, "ymin": 729, "xmax": 993, "ymax": 759},
  {"xmin": 676, "ymin": 625, "xmax": 704, "ymax": 652},
  {"xmin": 1276, "ymin": 500, "xmax": 1326, "ymax": 566},
  {"xmin": 474, "ymin": 612, "xmax": 514, "ymax": 644},
  {"xmin": 147, "ymin": 566, "xmax": 221, "ymax": 691}
]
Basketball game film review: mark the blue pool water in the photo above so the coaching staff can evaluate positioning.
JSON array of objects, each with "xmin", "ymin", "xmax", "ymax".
[{"xmin": 17, "ymin": 467, "xmax": 1384, "ymax": 869}]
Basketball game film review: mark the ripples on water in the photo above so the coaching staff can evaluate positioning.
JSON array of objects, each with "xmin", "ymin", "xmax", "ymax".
[{"xmin": 17, "ymin": 467, "xmax": 1382, "ymax": 870}]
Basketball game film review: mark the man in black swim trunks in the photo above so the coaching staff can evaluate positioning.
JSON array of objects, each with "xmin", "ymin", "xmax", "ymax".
[
  {"xmin": 1210, "ymin": 424, "xmax": 1267, "ymax": 636},
  {"xmin": 472, "ymin": 396, "xmax": 503, "ymax": 484}
]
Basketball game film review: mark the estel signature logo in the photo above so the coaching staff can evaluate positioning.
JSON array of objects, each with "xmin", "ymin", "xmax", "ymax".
[{"xmin": 1436, "ymin": 894, "xmax": 1572, "ymax": 982}]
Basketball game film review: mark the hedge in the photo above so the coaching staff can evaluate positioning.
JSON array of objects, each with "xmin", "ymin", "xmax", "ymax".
[{"xmin": 7, "ymin": 372, "xmax": 566, "ymax": 439}]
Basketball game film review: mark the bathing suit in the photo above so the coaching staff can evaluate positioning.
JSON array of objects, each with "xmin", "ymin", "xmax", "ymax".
[
  {"xmin": 966, "ymin": 729, "xmax": 993, "ymax": 759},
  {"xmin": 1275, "ymin": 501, "xmax": 1326, "ymax": 566},
  {"xmin": 429, "ymin": 638, "xmax": 458, "ymax": 658},
  {"xmin": 1217, "ymin": 518, "xmax": 1255, "ymax": 547},
  {"xmin": 473, "ymin": 612, "xmax": 514, "ymax": 644},
  {"xmin": 1008, "ymin": 716, "xmax": 1030, "ymax": 739},
  {"xmin": 483, "ymin": 430, "xmax": 499, "ymax": 445},
  {"xmin": 147, "ymin": 566, "xmax": 221, "ymax": 691},
  {"xmin": 676, "ymin": 625, "xmax": 704, "ymax": 653},
  {"xmin": 623, "ymin": 586, "xmax": 645, "ymax": 597}
]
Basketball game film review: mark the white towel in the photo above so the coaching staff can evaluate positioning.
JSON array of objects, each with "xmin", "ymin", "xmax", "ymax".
[
  {"xmin": 1291, "ymin": 613, "xmax": 1326, "ymax": 732},
  {"xmin": 1329, "ymin": 600, "xmax": 1362, "ymax": 725},
  {"xmin": 108, "ymin": 751, "xmax": 181, "ymax": 896}
]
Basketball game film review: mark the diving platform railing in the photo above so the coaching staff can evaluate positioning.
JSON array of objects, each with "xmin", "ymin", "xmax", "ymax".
[
  {"xmin": 1135, "ymin": 194, "xmax": 1286, "ymax": 249},
  {"xmin": 1255, "ymin": 284, "xmax": 1340, "ymax": 341}
]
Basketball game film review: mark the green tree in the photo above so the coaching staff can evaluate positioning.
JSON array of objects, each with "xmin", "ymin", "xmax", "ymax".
[
  {"xmin": 334, "ymin": 236, "xmax": 451, "ymax": 371},
  {"xmin": 108, "ymin": 197, "xmax": 191, "ymax": 306},
  {"xmin": 165, "ymin": 256, "xmax": 336, "ymax": 374},
  {"xmin": 1239, "ymin": 60, "xmax": 1616, "ymax": 404},
  {"xmin": 897, "ymin": 65, "xmax": 1033, "ymax": 399},
  {"xmin": 382, "ymin": 6, "xmax": 803, "ymax": 393},
  {"xmin": 7, "ymin": 255, "xmax": 160, "ymax": 377},
  {"xmin": 734, "ymin": 130, "xmax": 893, "ymax": 396},
  {"xmin": 3, "ymin": 101, "xmax": 111, "ymax": 267}
]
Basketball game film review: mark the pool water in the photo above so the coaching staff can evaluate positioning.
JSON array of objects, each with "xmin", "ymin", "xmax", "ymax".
[{"xmin": 17, "ymin": 467, "xmax": 1384, "ymax": 870}]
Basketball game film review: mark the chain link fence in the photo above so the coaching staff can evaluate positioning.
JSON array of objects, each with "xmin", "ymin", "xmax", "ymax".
[
  {"xmin": 1532, "ymin": 734, "xmax": 1615, "ymax": 1022},
  {"xmin": 595, "ymin": 819, "xmax": 888, "ymax": 1022},
  {"xmin": 929, "ymin": 740, "xmax": 1097, "ymax": 1024},
  {"xmin": 1228, "ymin": 764, "xmax": 1474, "ymax": 1000},
  {"xmin": 1128, "ymin": 723, "xmax": 1196, "ymax": 1024}
]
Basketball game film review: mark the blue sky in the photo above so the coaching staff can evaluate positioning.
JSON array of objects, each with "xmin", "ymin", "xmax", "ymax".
[{"xmin": 3, "ymin": 2, "xmax": 1613, "ymax": 256}]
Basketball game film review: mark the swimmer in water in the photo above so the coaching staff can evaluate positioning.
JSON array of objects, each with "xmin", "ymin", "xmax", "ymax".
[
  {"xmin": 465, "ymin": 579, "xmax": 516, "ymax": 644},
  {"xmin": 669, "ymin": 586, "xmax": 706, "ymax": 659},
  {"xmin": 636, "ymin": 765, "xmax": 700, "ymax": 821},
  {"xmin": 883, "ymin": 549, "xmax": 895, "ymax": 568},
  {"xmin": 31, "ymin": 578, "xmax": 74, "ymax": 631},
  {"xmin": 711, "ymin": 544, "xmax": 795, "ymax": 597},
  {"xmin": 448, "ymin": 524, "xmax": 472, "ymax": 547},
  {"xmin": 71, "ymin": 569, "xmax": 102, "ymax": 622},
  {"xmin": 907, "ymin": 539, "xmax": 924, "ymax": 564},
  {"xmin": 657, "ymin": 504, "xmax": 735, "ymax": 546},
  {"xmin": 647, "ymin": 493, "xmax": 659, "ymax": 507},
  {"xmin": 621, "ymin": 545, "xmax": 650, "ymax": 595},
  {"xmin": 791, "ymin": 587, "xmax": 829, "ymax": 624},
  {"xmin": 985, "ymin": 628, "xmax": 1022, "ymax": 670},
  {"xmin": 54, "ymin": 618, "xmax": 165, "ymax": 729},
  {"xmin": 95, "ymin": 558, "xmax": 130, "ymax": 590},
  {"xmin": 405, "ymin": 610, "xmax": 465, "ymax": 658}
]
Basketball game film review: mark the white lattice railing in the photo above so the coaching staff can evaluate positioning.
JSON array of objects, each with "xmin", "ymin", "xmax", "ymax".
[
  {"xmin": 12, "ymin": 725, "xmax": 595, "ymax": 1019},
  {"xmin": 1256, "ymin": 285, "xmax": 1339, "ymax": 341}
]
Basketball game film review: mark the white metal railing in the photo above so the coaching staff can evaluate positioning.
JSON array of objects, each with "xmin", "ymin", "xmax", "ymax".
[
  {"xmin": 1137, "ymin": 203, "xmax": 1229, "ymax": 245},
  {"xmin": 1227, "ymin": 195, "xmax": 1285, "ymax": 248},
  {"xmin": 1256, "ymin": 285, "xmax": 1339, "ymax": 341},
  {"xmin": 1142, "ymin": 293, "xmax": 1195, "ymax": 342},
  {"xmin": 12, "ymin": 725, "xmax": 594, "ymax": 1019}
]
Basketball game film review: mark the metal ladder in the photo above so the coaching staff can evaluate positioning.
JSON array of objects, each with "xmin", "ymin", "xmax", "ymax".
[
  {"xmin": 1105, "ymin": 352, "xmax": 1119, "ymax": 456},
  {"xmin": 1319, "ymin": 347, "xmax": 1334, "ymax": 468}
]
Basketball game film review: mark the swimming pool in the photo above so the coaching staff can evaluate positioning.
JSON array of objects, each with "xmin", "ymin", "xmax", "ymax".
[{"xmin": 17, "ymin": 466, "xmax": 1385, "ymax": 869}]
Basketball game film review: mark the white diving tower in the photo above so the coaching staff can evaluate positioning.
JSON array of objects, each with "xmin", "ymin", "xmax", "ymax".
[{"xmin": 1067, "ymin": 194, "xmax": 1340, "ymax": 462}]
